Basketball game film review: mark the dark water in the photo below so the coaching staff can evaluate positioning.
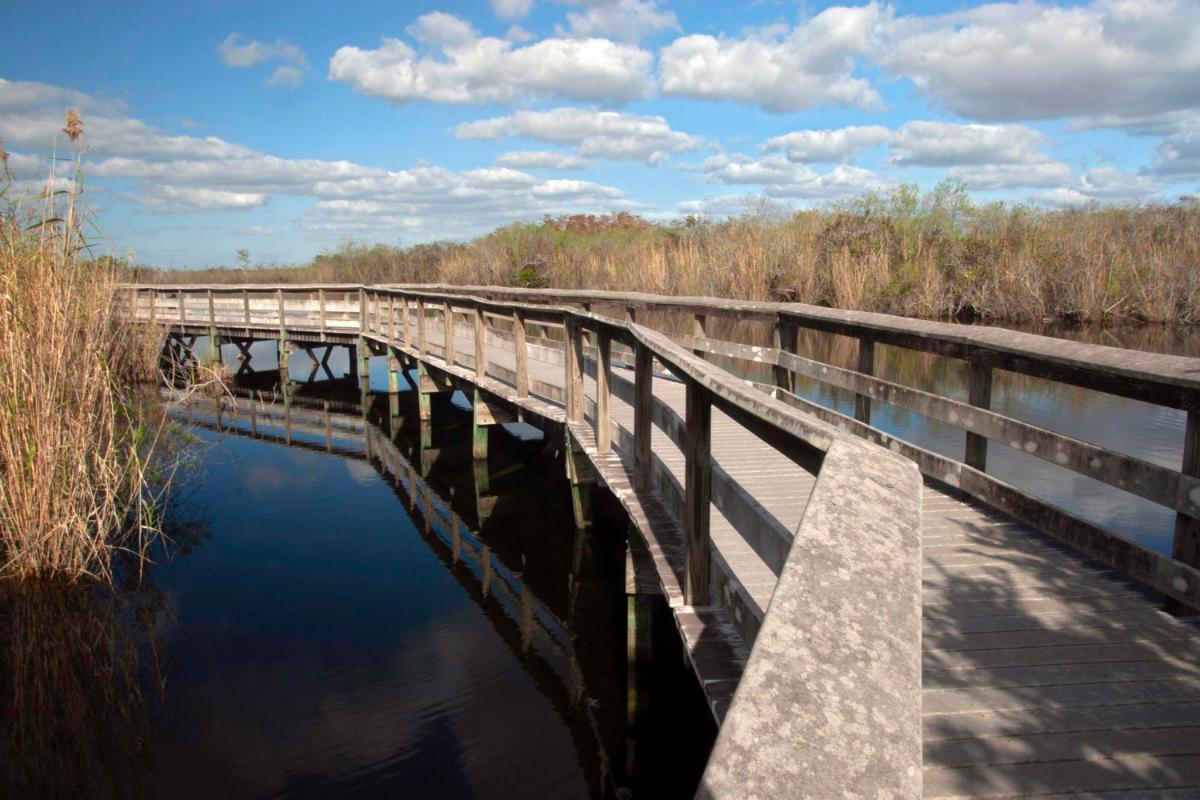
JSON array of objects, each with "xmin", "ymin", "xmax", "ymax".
[{"xmin": 0, "ymin": 374, "xmax": 714, "ymax": 799}]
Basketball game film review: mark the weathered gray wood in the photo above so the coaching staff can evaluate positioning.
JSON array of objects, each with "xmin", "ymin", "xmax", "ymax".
[
  {"xmin": 401, "ymin": 295, "xmax": 410, "ymax": 344},
  {"xmin": 634, "ymin": 342, "xmax": 653, "ymax": 493},
  {"xmin": 685, "ymin": 380, "xmax": 712, "ymax": 606},
  {"xmin": 565, "ymin": 316, "xmax": 584, "ymax": 423},
  {"xmin": 855, "ymin": 336, "xmax": 875, "ymax": 424},
  {"xmin": 965, "ymin": 362, "xmax": 993, "ymax": 471},
  {"xmin": 416, "ymin": 298, "xmax": 427, "ymax": 358},
  {"xmin": 444, "ymin": 302, "xmax": 455, "ymax": 367},
  {"xmin": 244, "ymin": 289, "xmax": 251, "ymax": 326},
  {"xmin": 772, "ymin": 320, "xmax": 797, "ymax": 392},
  {"xmin": 514, "ymin": 309, "xmax": 529, "ymax": 398},
  {"xmin": 474, "ymin": 305, "xmax": 486, "ymax": 378},
  {"xmin": 1175, "ymin": 408, "xmax": 1200, "ymax": 569},
  {"xmin": 597, "ymin": 331, "xmax": 612, "ymax": 453},
  {"xmin": 207, "ymin": 289, "xmax": 215, "ymax": 325}
]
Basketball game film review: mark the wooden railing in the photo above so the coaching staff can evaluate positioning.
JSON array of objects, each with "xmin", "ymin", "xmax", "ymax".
[{"xmin": 385, "ymin": 284, "xmax": 1200, "ymax": 609}]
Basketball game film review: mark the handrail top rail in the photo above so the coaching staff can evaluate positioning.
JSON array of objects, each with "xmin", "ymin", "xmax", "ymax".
[{"xmin": 126, "ymin": 282, "xmax": 1200, "ymax": 408}]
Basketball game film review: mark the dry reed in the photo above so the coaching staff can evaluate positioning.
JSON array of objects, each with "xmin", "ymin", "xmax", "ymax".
[{"xmin": 0, "ymin": 113, "xmax": 169, "ymax": 582}]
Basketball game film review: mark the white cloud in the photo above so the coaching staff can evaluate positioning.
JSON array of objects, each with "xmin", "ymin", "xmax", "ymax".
[
  {"xmin": 328, "ymin": 13, "xmax": 653, "ymax": 105},
  {"xmin": 761, "ymin": 125, "xmax": 891, "ymax": 163},
  {"xmin": 267, "ymin": 66, "xmax": 305, "ymax": 90},
  {"xmin": 565, "ymin": 0, "xmax": 678, "ymax": 42},
  {"xmin": 659, "ymin": 3, "xmax": 886, "ymax": 112},
  {"xmin": 890, "ymin": 121, "xmax": 1052, "ymax": 166},
  {"xmin": 491, "ymin": 0, "xmax": 534, "ymax": 20},
  {"xmin": 455, "ymin": 107, "xmax": 700, "ymax": 164},
  {"xmin": 886, "ymin": 0, "xmax": 1200, "ymax": 123},
  {"xmin": 135, "ymin": 186, "xmax": 268, "ymax": 212},
  {"xmin": 494, "ymin": 150, "xmax": 591, "ymax": 169},
  {"xmin": 700, "ymin": 153, "xmax": 886, "ymax": 198},
  {"xmin": 1153, "ymin": 118, "xmax": 1200, "ymax": 178},
  {"xmin": 948, "ymin": 162, "xmax": 1076, "ymax": 190},
  {"xmin": 217, "ymin": 33, "xmax": 306, "ymax": 69},
  {"xmin": 1039, "ymin": 167, "xmax": 1163, "ymax": 205},
  {"xmin": 505, "ymin": 25, "xmax": 536, "ymax": 42}
]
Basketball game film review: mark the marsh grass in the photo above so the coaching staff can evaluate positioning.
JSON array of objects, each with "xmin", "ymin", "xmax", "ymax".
[
  {"xmin": 161, "ymin": 185, "xmax": 1200, "ymax": 324},
  {"xmin": 0, "ymin": 116, "xmax": 173, "ymax": 582}
]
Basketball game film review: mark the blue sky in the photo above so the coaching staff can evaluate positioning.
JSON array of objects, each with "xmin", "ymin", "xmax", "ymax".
[{"xmin": 2, "ymin": 0, "xmax": 1198, "ymax": 268}]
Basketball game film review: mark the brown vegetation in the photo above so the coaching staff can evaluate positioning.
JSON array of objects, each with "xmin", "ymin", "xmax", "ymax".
[
  {"xmin": 153, "ymin": 184, "xmax": 1200, "ymax": 324},
  {"xmin": 0, "ymin": 116, "xmax": 169, "ymax": 582}
]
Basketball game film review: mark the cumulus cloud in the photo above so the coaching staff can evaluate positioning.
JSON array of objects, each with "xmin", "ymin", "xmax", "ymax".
[
  {"xmin": 491, "ymin": 0, "xmax": 534, "ymax": 20},
  {"xmin": 1153, "ymin": 118, "xmax": 1200, "ymax": 178},
  {"xmin": 1038, "ymin": 167, "xmax": 1163, "ymax": 205},
  {"xmin": 700, "ymin": 153, "xmax": 886, "ymax": 198},
  {"xmin": 217, "ymin": 33, "xmax": 309, "ymax": 88},
  {"xmin": 948, "ymin": 162, "xmax": 1076, "ymax": 190},
  {"xmin": 455, "ymin": 107, "xmax": 701, "ymax": 164},
  {"xmin": 328, "ymin": 13, "xmax": 652, "ymax": 105},
  {"xmin": 494, "ymin": 150, "xmax": 591, "ymax": 169},
  {"xmin": 886, "ymin": 0, "xmax": 1200, "ymax": 124},
  {"xmin": 760, "ymin": 125, "xmax": 891, "ymax": 163},
  {"xmin": 659, "ymin": 3, "xmax": 886, "ymax": 112},
  {"xmin": 0, "ymin": 78, "xmax": 633, "ymax": 239},
  {"xmin": 565, "ymin": 0, "xmax": 678, "ymax": 42},
  {"xmin": 889, "ymin": 121, "xmax": 1052, "ymax": 167}
]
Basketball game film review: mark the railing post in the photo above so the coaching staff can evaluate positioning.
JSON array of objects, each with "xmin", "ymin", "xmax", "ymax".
[
  {"xmin": 275, "ymin": 288, "xmax": 285, "ymax": 330},
  {"xmin": 1174, "ymin": 409, "xmax": 1200, "ymax": 568},
  {"xmin": 855, "ymin": 337, "xmax": 875, "ymax": 424},
  {"xmin": 692, "ymin": 313, "xmax": 707, "ymax": 359},
  {"xmin": 565, "ymin": 316, "xmax": 584, "ymax": 423},
  {"xmin": 514, "ymin": 309, "xmax": 528, "ymax": 398},
  {"xmin": 633, "ymin": 342, "xmax": 652, "ymax": 492},
  {"xmin": 318, "ymin": 289, "xmax": 326, "ymax": 335},
  {"xmin": 179, "ymin": 290, "xmax": 185, "ymax": 323},
  {"xmin": 773, "ymin": 319, "xmax": 797, "ymax": 393},
  {"xmin": 243, "ymin": 289, "xmax": 251, "ymax": 326},
  {"xmin": 388, "ymin": 294, "xmax": 396, "ymax": 342},
  {"xmin": 358, "ymin": 287, "xmax": 367, "ymax": 334},
  {"xmin": 474, "ymin": 305, "xmax": 486, "ymax": 378},
  {"xmin": 625, "ymin": 305, "xmax": 636, "ymax": 323},
  {"xmin": 207, "ymin": 289, "xmax": 215, "ymax": 326},
  {"xmin": 401, "ymin": 295, "xmax": 411, "ymax": 345},
  {"xmin": 684, "ymin": 380, "xmax": 712, "ymax": 606},
  {"xmin": 148, "ymin": 289, "xmax": 157, "ymax": 326},
  {"xmin": 965, "ymin": 362, "xmax": 993, "ymax": 471},
  {"xmin": 417, "ymin": 298, "xmax": 427, "ymax": 358},
  {"xmin": 596, "ymin": 331, "xmax": 612, "ymax": 453},
  {"xmin": 445, "ymin": 302, "xmax": 456, "ymax": 367}
]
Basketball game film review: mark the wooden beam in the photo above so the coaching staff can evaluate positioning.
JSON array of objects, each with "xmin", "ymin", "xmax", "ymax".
[
  {"xmin": 402, "ymin": 295, "xmax": 411, "ymax": 345},
  {"xmin": 772, "ymin": 320, "xmax": 797, "ymax": 393},
  {"xmin": 445, "ymin": 302, "xmax": 456, "ymax": 367},
  {"xmin": 417, "ymin": 299, "xmax": 427, "ymax": 358},
  {"xmin": 1175, "ymin": 408, "xmax": 1200, "ymax": 569},
  {"xmin": 514, "ymin": 309, "xmax": 529, "ymax": 398},
  {"xmin": 634, "ymin": 342, "xmax": 653, "ymax": 492},
  {"xmin": 693, "ymin": 313, "xmax": 707, "ymax": 359},
  {"xmin": 474, "ymin": 305, "xmax": 487, "ymax": 378},
  {"xmin": 965, "ymin": 362, "xmax": 993, "ymax": 471},
  {"xmin": 565, "ymin": 316, "xmax": 584, "ymax": 423},
  {"xmin": 243, "ymin": 289, "xmax": 251, "ymax": 326},
  {"xmin": 685, "ymin": 380, "xmax": 712, "ymax": 606},
  {"xmin": 855, "ymin": 337, "xmax": 875, "ymax": 424},
  {"xmin": 597, "ymin": 331, "xmax": 612, "ymax": 453}
]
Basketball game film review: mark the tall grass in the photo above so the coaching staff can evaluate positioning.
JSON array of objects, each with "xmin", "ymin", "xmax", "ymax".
[
  {"xmin": 0, "ymin": 116, "xmax": 167, "ymax": 582},
  {"xmin": 158, "ymin": 184, "xmax": 1200, "ymax": 324}
]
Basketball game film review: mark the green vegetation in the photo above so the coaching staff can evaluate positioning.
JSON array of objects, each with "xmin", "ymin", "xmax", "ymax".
[{"xmin": 157, "ymin": 184, "xmax": 1200, "ymax": 324}]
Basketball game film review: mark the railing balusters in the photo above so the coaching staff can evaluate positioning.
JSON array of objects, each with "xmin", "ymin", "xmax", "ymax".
[
  {"xmin": 596, "ymin": 330, "xmax": 612, "ymax": 453},
  {"xmin": 417, "ymin": 298, "xmax": 427, "ymax": 358},
  {"xmin": 684, "ymin": 380, "xmax": 712, "ymax": 606},
  {"xmin": 1175, "ymin": 409, "xmax": 1200, "ymax": 568},
  {"xmin": 773, "ymin": 319, "xmax": 797, "ymax": 393},
  {"xmin": 474, "ymin": 305, "xmax": 486, "ymax": 378},
  {"xmin": 514, "ymin": 309, "xmax": 528, "ymax": 398},
  {"xmin": 445, "ymin": 302, "xmax": 455, "ymax": 367},
  {"xmin": 965, "ymin": 363, "xmax": 993, "ymax": 471},
  {"xmin": 855, "ymin": 337, "xmax": 875, "ymax": 424},
  {"xmin": 565, "ymin": 316, "xmax": 584, "ymax": 423},
  {"xmin": 634, "ymin": 342, "xmax": 652, "ymax": 492}
]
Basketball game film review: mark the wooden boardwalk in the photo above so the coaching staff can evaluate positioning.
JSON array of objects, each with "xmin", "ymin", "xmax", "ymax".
[{"xmin": 131, "ymin": 284, "xmax": 1200, "ymax": 798}]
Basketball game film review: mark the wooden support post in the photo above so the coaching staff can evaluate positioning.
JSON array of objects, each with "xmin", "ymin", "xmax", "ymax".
[
  {"xmin": 275, "ymin": 288, "xmax": 285, "ymax": 331},
  {"xmin": 388, "ymin": 294, "xmax": 397, "ymax": 342},
  {"xmin": 565, "ymin": 432, "xmax": 593, "ymax": 528},
  {"xmin": 207, "ymin": 289, "xmax": 215, "ymax": 327},
  {"xmin": 278, "ymin": 335, "xmax": 289, "ymax": 378},
  {"xmin": 346, "ymin": 344, "xmax": 358, "ymax": 387},
  {"xmin": 472, "ymin": 388, "xmax": 489, "ymax": 461},
  {"xmin": 855, "ymin": 337, "xmax": 876, "ymax": 424},
  {"xmin": 773, "ymin": 320, "xmax": 798, "ymax": 393},
  {"xmin": 357, "ymin": 335, "xmax": 370, "ymax": 387},
  {"xmin": 597, "ymin": 331, "xmax": 612, "ymax": 453},
  {"xmin": 417, "ymin": 362, "xmax": 432, "ymax": 421},
  {"xmin": 242, "ymin": 289, "xmax": 250, "ymax": 326},
  {"xmin": 401, "ymin": 296, "xmax": 411, "ymax": 345},
  {"xmin": 474, "ymin": 305, "xmax": 486, "ymax": 378},
  {"xmin": 444, "ymin": 303, "xmax": 456, "ymax": 367},
  {"xmin": 692, "ymin": 313, "xmax": 707, "ymax": 360},
  {"xmin": 625, "ymin": 305, "xmax": 636, "ymax": 323},
  {"xmin": 179, "ymin": 290, "xmax": 185, "ymax": 323},
  {"xmin": 388, "ymin": 351, "xmax": 400, "ymax": 394},
  {"xmin": 1174, "ymin": 409, "xmax": 1200, "ymax": 569},
  {"xmin": 684, "ymin": 381, "xmax": 712, "ymax": 606},
  {"xmin": 148, "ymin": 289, "xmax": 157, "ymax": 326},
  {"xmin": 514, "ymin": 310, "xmax": 528, "ymax": 399},
  {"xmin": 634, "ymin": 342, "xmax": 653, "ymax": 493},
  {"xmin": 565, "ymin": 316, "xmax": 584, "ymax": 422},
  {"xmin": 358, "ymin": 287, "xmax": 367, "ymax": 335},
  {"xmin": 417, "ymin": 299, "xmax": 427, "ymax": 358},
  {"xmin": 965, "ymin": 362, "xmax": 994, "ymax": 471},
  {"xmin": 318, "ymin": 289, "xmax": 327, "ymax": 336}
]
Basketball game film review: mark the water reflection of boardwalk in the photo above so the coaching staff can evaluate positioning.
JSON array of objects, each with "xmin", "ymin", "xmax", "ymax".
[
  {"xmin": 170, "ymin": 391, "xmax": 623, "ymax": 797},
  {"xmin": 137, "ymin": 285, "xmax": 1200, "ymax": 798}
]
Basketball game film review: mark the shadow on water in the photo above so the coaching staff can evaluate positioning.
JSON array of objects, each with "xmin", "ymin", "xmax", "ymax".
[{"xmin": 2, "ymin": 359, "xmax": 714, "ymax": 799}]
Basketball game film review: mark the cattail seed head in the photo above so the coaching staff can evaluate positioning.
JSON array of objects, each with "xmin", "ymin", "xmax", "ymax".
[{"xmin": 63, "ymin": 109, "xmax": 83, "ymax": 142}]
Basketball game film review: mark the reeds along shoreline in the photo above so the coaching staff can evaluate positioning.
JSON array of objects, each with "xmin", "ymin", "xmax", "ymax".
[
  {"xmin": 151, "ymin": 186, "xmax": 1200, "ymax": 325},
  {"xmin": 0, "ymin": 119, "xmax": 167, "ymax": 583}
]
